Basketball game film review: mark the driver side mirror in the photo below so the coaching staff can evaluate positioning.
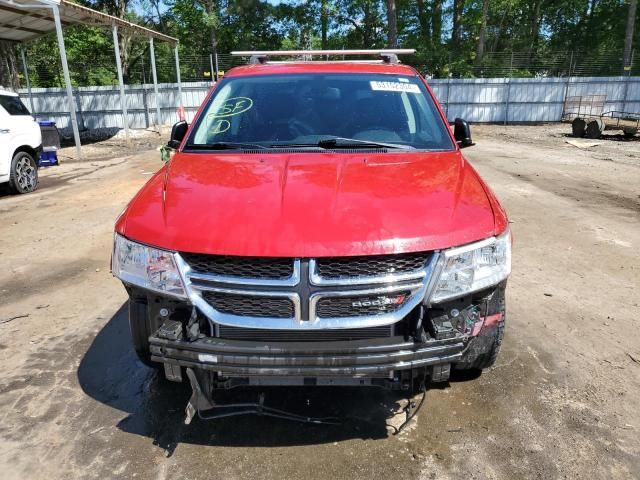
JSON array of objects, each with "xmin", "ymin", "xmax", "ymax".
[
  {"xmin": 453, "ymin": 118, "xmax": 474, "ymax": 148},
  {"xmin": 168, "ymin": 121, "xmax": 188, "ymax": 149}
]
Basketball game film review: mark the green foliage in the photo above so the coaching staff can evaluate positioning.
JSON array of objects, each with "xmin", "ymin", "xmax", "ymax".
[{"xmin": 19, "ymin": 0, "xmax": 640, "ymax": 87}]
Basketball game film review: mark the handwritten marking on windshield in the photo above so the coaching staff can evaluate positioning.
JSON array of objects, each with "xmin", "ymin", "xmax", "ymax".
[
  {"xmin": 208, "ymin": 119, "xmax": 231, "ymax": 135},
  {"xmin": 211, "ymin": 97, "xmax": 254, "ymax": 117}
]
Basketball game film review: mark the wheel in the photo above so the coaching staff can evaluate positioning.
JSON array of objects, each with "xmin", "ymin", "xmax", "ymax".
[
  {"xmin": 455, "ymin": 305, "xmax": 505, "ymax": 371},
  {"xmin": 623, "ymin": 127, "xmax": 637, "ymax": 138},
  {"xmin": 585, "ymin": 118, "xmax": 604, "ymax": 139},
  {"xmin": 9, "ymin": 151, "xmax": 38, "ymax": 194},
  {"xmin": 571, "ymin": 118, "xmax": 586, "ymax": 137},
  {"xmin": 128, "ymin": 301, "xmax": 161, "ymax": 368}
]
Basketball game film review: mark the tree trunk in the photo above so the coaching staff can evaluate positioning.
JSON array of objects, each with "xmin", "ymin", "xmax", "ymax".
[
  {"xmin": 528, "ymin": 0, "xmax": 543, "ymax": 61},
  {"xmin": 416, "ymin": 0, "xmax": 430, "ymax": 42},
  {"xmin": 386, "ymin": 0, "xmax": 398, "ymax": 48},
  {"xmin": 490, "ymin": 5, "xmax": 509, "ymax": 53},
  {"xmin": 362, "ymin": 1, "xmax": 377, "ymax": 47},
  {"xmin": 0, "ymin": 41, "xmax": 20, "ymax": 90},
  {"xmin": 452, "ymin": 0, "xmax": 464, "ymax": 50},
  {"xmin": 320, "ymin": 0, "xmax": 328, "ymax": 49},
  {"xmin": 624, "ymin": 0, "xmax": 637, "ymax": 67},
  {"xmin": 476, "ymin": 0, "xmax": 489, "ymax": 63},
  {"xmin": 431, "ymin": 0, "xmax": 442, "ymax": 45}
]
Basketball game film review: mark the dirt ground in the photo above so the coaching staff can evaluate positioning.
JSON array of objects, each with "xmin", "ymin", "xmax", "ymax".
[{"xmin": 0, "ymin": 124, "xmax": 638, "ymax": 480}]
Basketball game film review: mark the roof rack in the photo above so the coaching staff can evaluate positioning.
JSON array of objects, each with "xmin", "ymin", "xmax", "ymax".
[{"xmin": 231, "ymin": 49, "xmax": 416, "ymax": 65}]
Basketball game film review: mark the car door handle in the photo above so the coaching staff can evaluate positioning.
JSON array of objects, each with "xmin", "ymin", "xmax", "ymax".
[{"xmin": 0, "ymin": 129, "xmax": 9, "ymax": 134}]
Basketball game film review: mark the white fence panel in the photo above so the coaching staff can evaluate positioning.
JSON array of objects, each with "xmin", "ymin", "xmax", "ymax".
[
  {"xmin": 430, "ymin": 76, "xmax": 639, "ymax": 123},
  {"xmin": 19, "ymin": 76, "xmax": 640, "ymax": 130}
]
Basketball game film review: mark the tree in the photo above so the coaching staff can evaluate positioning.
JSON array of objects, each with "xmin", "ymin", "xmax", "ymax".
[
  {"xmin": 624, "ymin": 0, "xmax": 637, "ymax": 67},
  {"xmin": 476, "ymin": 0, "xmax": 489, "ymax": 63},
  {"xmin": 432, "ymin": 0, "xmax": 442, "ymax": 45},
  {"xmin": 320, "ymin": 0, "xmax": 329, "ymax": 49},
  {"xmin": 416, "ymin": 0, "xmax": 430, "ymax": 42},
  {"xmin": 386, "ymin": 0, "xmax": 398, "ymax": 47},
  {"xmin": 452, "ymin": 0, "xmax": 464, "ymax": 50},
  {"xmin": 0, "ymin": 42, "xmax": 19, "ymax": 90}
]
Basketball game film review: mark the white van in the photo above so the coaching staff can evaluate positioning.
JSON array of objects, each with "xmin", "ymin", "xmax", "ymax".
[{"xmin": 0, "ymin": 89, "xmax": 42, "ymax": 194}]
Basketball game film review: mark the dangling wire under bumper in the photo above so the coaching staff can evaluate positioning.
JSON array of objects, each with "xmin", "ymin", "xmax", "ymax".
[{"xmin": 184, "ymin": 368, "xmax": 341, "ymax": 425}]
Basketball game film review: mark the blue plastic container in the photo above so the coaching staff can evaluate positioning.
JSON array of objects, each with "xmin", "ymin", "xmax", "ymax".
[
  {"xmin": 39, "ymin": 149, "xmax": 58, "ymax": 167},
  {"xmin": 38, "ymin": 120, "xmax": 60, "ymax": 167}
]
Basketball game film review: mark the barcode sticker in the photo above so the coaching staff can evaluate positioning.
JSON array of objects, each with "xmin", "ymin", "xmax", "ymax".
[{"xmin": 370, "ymin": 81, "xmax": 420, "ymax": 93}]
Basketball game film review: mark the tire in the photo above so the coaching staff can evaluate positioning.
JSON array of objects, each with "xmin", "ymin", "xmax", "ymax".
[
  {"xmin": 128, "ymin": 301, "xmax": 161, "ymax": 368},
  {"xmin": 9, "ymin": 151, "xmax": 38, "ymax": 194},
  {"xmin": 623, "ymin": 127, "xmax": 637, "ymax": 138},
  {"xmin": 585, "ymin": 118, "xmax": 604, "ymax": 139},
  {"xmin": 455, "ymin": 308, "xmax": 505, "ymax": 371},
  {"xmin": 571, "ymin": 117, "xmax": 586, "ymax": 138}
]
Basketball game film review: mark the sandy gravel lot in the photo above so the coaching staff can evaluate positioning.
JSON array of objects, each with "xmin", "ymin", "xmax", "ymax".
[{"xmin": 0, "ymin": 124, "xmax": 638, "ymax": 479}]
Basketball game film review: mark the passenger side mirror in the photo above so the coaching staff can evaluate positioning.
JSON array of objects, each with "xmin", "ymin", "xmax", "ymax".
[
  {"xmin": 453, "ymin": 118, "xmax": 474, "ymax": 148},
  {"xmin": 168, "ymin": 121, "xmax": 188, "ymax": 149}
]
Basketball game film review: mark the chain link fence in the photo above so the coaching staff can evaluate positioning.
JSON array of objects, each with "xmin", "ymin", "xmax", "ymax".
[{"xmin": 15, "ymin": 47, "xmax": 639, "ymax": 90}]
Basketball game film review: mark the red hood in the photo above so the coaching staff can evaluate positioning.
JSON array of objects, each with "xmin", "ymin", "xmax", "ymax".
[{"xmin": 116, "ymin": 151, "xmax": 507, "ymax": 257}]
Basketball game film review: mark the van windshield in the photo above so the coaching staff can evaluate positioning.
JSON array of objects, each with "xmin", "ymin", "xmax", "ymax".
[{"xmin": 185, "ymin": 73, "xmax": 454, "ymax": 151}]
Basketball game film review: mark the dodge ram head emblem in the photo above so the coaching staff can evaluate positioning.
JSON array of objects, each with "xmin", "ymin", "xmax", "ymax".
[{"xmin": 352, "ymin": 294, "xmax": 407, "ymax": 308}]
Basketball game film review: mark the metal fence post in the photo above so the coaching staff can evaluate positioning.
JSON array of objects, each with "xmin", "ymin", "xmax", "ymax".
[
  {"xmin": 503, "ymin": 52, "xmax": 514, "ymax": 125},
  {"xmin": 141, "ymin": 62, "xmax": 150, "ymax": 128},
  {"xmin": 20, "ymin": 48, "xmax": 36, "ymax": 116},
  {"xmin": 504, "ymin": 79, "xmax": 511, "ymax": 125},
  {"xmin": 112, "ymin": 24, "xmax": 129, "ymax": 143},
  {"xmin": 215, "ymin": 53, "xmax": 220, "ymax": 82},
  {"xmin": 174, "ymin": 44, "xmax": 183, "ymax": 118},
  {"xmin": 445, "ymin": 74, "xmax": 452, "ymax": 120},
  {"xmin": 149, "ymin": 37, "xmax": 161, "ymax": 126},
  {"xmin": 561, "ymin": 51, "xmax": 574, "ymax": 121},
  {"xmin": 52, "ymin": 4, "xmax": 82, "ymax": 158},
  {"xmin": 74, "ymin": 88, "xmax": 85, "ymax": 131},
  {"xmin": 622, "ymin": 49, "xmax": 634, "ymax": 112},
  {"xmin": 209, "ymin": 54, "xmax": 215, "ymax": 84}
]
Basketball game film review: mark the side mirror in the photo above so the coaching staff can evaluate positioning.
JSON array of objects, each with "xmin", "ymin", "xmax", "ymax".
[
  {"xmin": 168, "ymin": 121, "xmax": 188, "ymax": 149},
  {"xmin": 453, "ymin": 118, "xmax": 474, "ymax": 148}
]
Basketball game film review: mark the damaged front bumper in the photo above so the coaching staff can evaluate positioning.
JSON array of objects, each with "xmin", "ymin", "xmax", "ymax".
[{"xmin": 150, "ymin": 334, "xmax": 465, "ymax": 380}]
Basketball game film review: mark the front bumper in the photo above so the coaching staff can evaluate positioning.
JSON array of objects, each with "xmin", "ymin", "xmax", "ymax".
[{"xmin": 149, "ymin": 334, "xmax": 465, "ymax": 377}]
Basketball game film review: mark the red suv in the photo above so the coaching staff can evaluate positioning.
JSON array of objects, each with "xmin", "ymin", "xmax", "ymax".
[{"xmin": 112, "ymin": 50, "xmax": 510, "ymax": 416}]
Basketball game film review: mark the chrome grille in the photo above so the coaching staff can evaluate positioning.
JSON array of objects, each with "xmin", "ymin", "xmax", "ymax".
[
  {"xmin": 315, "ymin": 252, "xmax": 430, "ymax": 280},
  {"xmin": 176, "ymin": 252, "xmax": 437, "ymax": 331},
  {"xmin": 181, "ymin": 253, "xmax": 293, "ymax": 280},
  {"xmin": 316, "ymin": 292, "xmax": 411, "ymax": 318},
  {"xmin": 218, "ymin": 325, "xmax": 393, "ymax": 342},
  {"xmin": 201, "ymin": 291, "xmax": 294, "ymax": 318}
]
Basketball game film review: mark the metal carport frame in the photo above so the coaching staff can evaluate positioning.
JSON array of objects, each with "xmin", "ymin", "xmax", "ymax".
[{"xmin": 0, "ymin": 0, "xmax": 180, "ymax": 158}]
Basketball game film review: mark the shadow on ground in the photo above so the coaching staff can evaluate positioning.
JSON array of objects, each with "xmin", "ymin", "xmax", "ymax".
[{"xmin": 78, "ymin": 303, "xmax": 477, "ymax": 453}]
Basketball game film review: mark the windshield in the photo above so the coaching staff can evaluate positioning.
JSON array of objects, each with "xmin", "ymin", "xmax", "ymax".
[
  {"xmin": 0, "ymin": 95, "xmax": 30, "ymax": 116},
  {"xmin": 185, "ymin": 73, "xmax": 454, "ymax": 151}
]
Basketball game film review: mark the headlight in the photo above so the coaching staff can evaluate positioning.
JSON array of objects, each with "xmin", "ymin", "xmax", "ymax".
[
  {"xmin": 430, "ymin": 229, "xmax": 511, "ymax": 303},
  {"xmin": 112, "ymin": 234, "xmax": 186, "ymax": 298}
]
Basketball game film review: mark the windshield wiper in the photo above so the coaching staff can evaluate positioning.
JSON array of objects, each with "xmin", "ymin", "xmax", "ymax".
[
  {"xmin": 185, "ymin": 142, "xmax": 269, "ymax": 150},
  {"xmin": 316, "ymin": 137, "xmax": 414, "ymax": 150}
]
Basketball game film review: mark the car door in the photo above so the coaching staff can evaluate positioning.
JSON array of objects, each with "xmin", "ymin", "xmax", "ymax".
[{"xmin": 0, "ymin": 103, "xmax": 11, "ymax": 181}]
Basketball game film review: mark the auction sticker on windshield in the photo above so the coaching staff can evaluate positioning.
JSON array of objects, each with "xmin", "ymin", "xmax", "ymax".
[{"xmin": 370, "ymin": 81, "xmax": 420, "ymax": 93}]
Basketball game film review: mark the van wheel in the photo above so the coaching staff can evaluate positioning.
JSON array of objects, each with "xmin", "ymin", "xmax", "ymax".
[
  {"xmin": 9, "ymin": 151, "xmax": 39, "ymax": 194},
  {"xmin": 129, "ymin": 301, "xmax": 161, "ymax": 369}
]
